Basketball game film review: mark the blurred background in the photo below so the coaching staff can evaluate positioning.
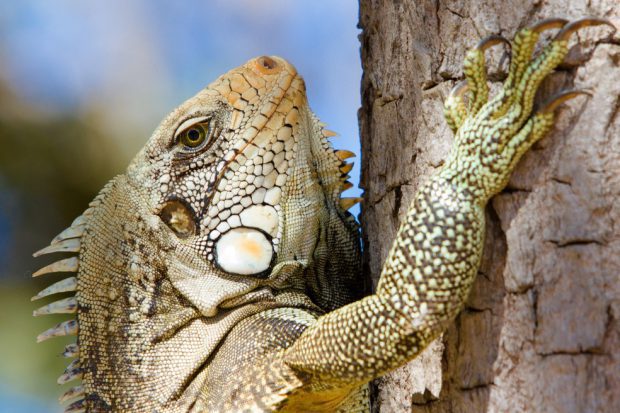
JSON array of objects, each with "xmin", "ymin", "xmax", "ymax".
[{"xmin": 0, "ymin": 1, "xmax": 362, "ymax": 411}]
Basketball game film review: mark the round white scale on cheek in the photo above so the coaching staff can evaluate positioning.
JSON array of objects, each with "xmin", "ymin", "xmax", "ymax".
[{"xmin": 215, "ymin": 227, "xmax": 273, "ymax": 275}]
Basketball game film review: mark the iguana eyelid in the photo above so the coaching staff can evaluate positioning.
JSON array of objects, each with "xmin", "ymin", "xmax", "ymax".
[
  {"xmin": 173, "ymin": 116, "xmax": 212, "ymax": 141},
  {"xmin": 173, "ymin": 116, "xmax": 223, "ymax": 157}
]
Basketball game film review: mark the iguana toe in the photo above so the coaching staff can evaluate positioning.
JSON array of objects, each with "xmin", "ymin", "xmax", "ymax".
[
  {"xmin": 462, "ymin": 34, "xmax": 510, "ymax": 116},
  {"xmin": 444, "ymin": 80, "xmax": 469, "ymax": 132}
]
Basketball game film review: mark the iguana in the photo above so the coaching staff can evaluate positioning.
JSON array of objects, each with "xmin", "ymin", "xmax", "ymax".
[{"xmin": 32, "ymin": 18, "xmax": 614, "ymax": 412}]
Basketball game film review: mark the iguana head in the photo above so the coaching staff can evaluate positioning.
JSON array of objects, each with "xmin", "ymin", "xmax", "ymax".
[{"xmin": 33, "ymin": 56, "xmax": 363, "ymax": 412}]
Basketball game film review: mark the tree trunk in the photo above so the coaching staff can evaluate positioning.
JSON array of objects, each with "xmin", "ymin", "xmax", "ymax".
[{"xmin": 358, "ymin": 1, "xmax": 620, "ymax": 412}]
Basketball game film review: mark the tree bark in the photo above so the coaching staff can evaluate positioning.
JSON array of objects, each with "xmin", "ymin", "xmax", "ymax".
[{"xmin": 358, "ymin": 1, "xmax": 620, "ymax": 412}]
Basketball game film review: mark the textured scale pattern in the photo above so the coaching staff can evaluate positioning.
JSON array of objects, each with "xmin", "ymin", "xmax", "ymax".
[{"xmin": 31, "ymin": 19, "xmax": 614, "ymax": 412}]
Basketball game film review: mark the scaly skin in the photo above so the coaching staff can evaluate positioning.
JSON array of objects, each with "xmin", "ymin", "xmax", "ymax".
[{"xmin": 32, "ymin": 19, "xmax": 614, "ymax": 412}]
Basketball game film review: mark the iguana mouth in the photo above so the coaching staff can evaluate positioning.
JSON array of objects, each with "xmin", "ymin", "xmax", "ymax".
[{"xmin": 32, "ymin": 214, "xmax": 86, "ymax": 410}]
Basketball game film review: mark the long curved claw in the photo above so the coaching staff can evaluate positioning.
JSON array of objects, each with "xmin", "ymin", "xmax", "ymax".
[
  {"xmin": 448, "ymin": 80, "xmax": 469, "ymax": 100},
  {"xmin": 476, "ymin": 34, "xmax": 511, "ymax": 52},
  {"xmin": 540, "ymin": 89, "xmax": 592, "ymax": 114},
  {"xmin": 555, "ymin": 18, "xmax": 617, "ymax": 41},
  {"xmin": 529, "ymin": 18, "xmax": 569, "ymax": 33}
]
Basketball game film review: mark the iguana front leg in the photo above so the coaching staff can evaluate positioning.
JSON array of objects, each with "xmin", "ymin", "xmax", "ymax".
[{"xmin": 283, "ymin": 18, "xmax": 613, "ymax": 385}]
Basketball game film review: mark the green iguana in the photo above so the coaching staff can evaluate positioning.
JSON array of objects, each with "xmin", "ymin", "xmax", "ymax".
[{"xmin": 32, "ymin": 18, "xmax": 614, "ymax": 412}]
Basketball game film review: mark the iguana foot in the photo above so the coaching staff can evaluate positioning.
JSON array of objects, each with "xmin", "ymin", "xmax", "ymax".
[{"xmin": 442, "ymin": 17, "xmax": 615, "ymax": 201}]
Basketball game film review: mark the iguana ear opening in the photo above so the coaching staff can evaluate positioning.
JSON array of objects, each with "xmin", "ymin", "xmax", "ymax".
[{"xmin": 159, "ymin": 199, "xmax": 197, "ymax": 238}]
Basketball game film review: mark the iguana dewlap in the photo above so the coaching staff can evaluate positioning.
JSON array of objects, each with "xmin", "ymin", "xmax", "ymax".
[{"xmin": 32, "ymin": 18, "xmax": 614, "ymax": 413}]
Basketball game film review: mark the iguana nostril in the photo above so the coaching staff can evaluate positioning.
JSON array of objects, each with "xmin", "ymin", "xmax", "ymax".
[
  {"xmin": 159, "ymin": 200, "xmax": 196, "ymax": 238},
  {"xmin": 254, "ymin": 56, "xmax": 280, "ymax": 74},
  {"xmin": 258, "ymin": 56, "xmax": 277, "ymax": 69}
]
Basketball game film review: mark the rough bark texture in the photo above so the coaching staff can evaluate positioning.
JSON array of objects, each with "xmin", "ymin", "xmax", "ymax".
[{"xmin": 358, "ymin": 1, "xmax": 619, "ymax": 412}]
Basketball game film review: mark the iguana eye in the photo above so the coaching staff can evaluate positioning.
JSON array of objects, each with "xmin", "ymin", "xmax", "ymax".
[
  {"xmin": 182, "ymin": 126, "xmax": 206, "ymax": 147},
  {"xmin": 179, "ymin": 123, "xmax": 209, "ymax": 148},
  {"xmin": 175, "ymin": 116, "xmax": 220, "ymax": 152}
]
